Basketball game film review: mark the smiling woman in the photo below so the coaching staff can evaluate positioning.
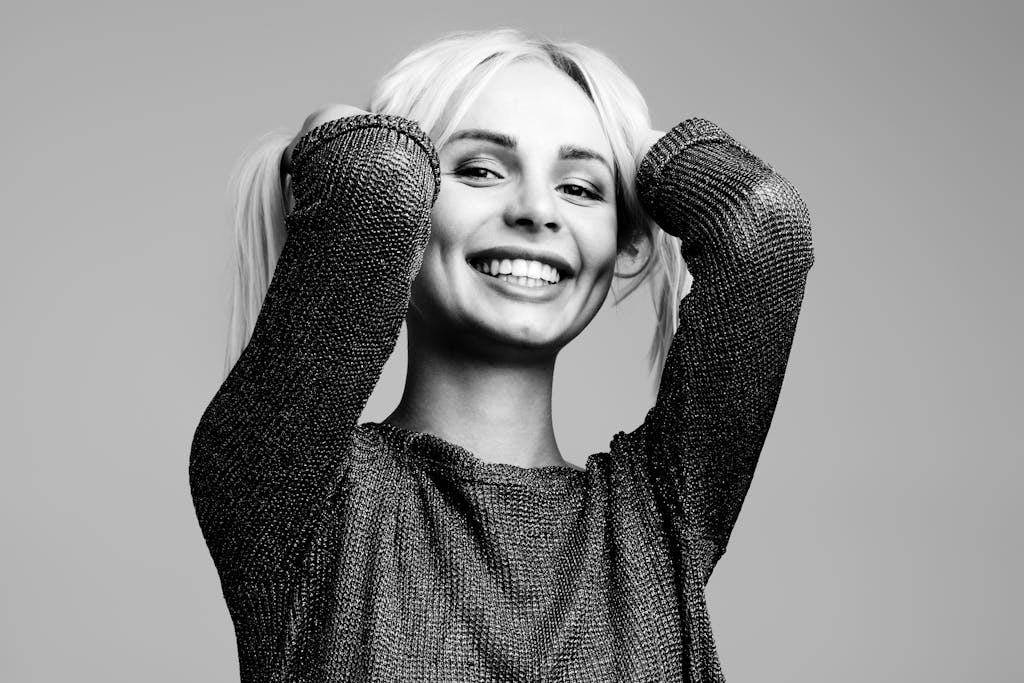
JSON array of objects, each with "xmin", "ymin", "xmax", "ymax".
[
  {"xmin": 189, "ymin": 28, "xmax": 814, "ymax": 682},
  {"xmin": 406, "ymin": 60, "xmax": 621, "ymax": 379}
]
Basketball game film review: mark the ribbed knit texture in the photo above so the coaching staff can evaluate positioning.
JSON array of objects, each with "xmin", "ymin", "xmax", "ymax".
[{"xmin": 190, "ymin": 113, "xmax": 815, "ymax": 682}]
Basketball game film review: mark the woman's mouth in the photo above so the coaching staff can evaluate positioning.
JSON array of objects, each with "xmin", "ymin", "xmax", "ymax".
[{"xmin": 467, "ymin": 257, "xmax": 563, "ymax": 287}]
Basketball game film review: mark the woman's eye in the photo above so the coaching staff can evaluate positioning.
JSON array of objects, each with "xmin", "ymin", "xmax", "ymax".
[
  {"xmin": 456, "ymin": 166, "xmax": 502, "ymax": 180},
  {"xmin": 559, "ymin": 183, "xmax": 602, "ymax": 201}
]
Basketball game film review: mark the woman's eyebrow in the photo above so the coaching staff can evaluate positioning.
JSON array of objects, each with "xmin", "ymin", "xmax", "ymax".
[
  {"xmin": 558, "ymin": 145, "xmax": 612, "ymax": 174},
  {"xmin": 447, "ymin": 129, "xmax": 612, "ymax": 174},
  {"xmin": 447, "ymin": 129, "xmax": 516, "ymax": 149}
]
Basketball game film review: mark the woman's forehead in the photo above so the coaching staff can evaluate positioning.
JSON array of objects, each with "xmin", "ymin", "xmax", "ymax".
[{"xmin": 451, "ymin": 61, "xmax": 611, "ymax": 156}]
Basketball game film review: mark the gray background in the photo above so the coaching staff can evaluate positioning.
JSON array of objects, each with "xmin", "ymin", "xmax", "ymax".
[{"xmin": 2, "ymin": 1, "xmax": 1020, "ymax": 681}]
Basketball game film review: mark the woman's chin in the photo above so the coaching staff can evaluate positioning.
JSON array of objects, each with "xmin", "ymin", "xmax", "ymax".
[{"xmin": 468, "ymin": 308, "xmax": 584, "ymax": 352}]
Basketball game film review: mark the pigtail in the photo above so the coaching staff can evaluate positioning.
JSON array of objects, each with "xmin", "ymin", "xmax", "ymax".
[
  {"xmin": 646, "ymin": 230, "xmax": 691, "ymax": 396},
  {"xmin": 223, "ymin": 129, "xmax": 296, "ymax": 379}
]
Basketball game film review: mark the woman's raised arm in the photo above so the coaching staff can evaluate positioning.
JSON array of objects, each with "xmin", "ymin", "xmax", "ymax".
[
  {"xmin": 632, "ymin": 117, "xmax": 815, "ymax": 578},
  {"xmin": 189, "ymin": 114, "xmax": 439, "ymax": 581}
]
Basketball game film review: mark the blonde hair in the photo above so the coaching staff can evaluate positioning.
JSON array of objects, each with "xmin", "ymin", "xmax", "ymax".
[{"xmin": 225, "ymin": 28, "xmax": 689, "ymax": 395}]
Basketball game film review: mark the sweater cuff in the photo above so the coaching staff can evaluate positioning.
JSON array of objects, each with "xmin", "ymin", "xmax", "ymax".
[
  {"xmin": 290, "ymin": 113, "xmax": 441, "ymax": 203},
  {"xmin": 635, "ymin": 117, "xmax": 736, "ymax": 214}
]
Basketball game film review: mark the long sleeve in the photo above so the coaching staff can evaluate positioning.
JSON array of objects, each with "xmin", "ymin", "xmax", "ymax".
[
  {"xmin": 632, "ymin": 118, "xmax": 814, "ymax": 575},
  {"xmin": 189, "ymin": 114, "xmax": 439, "ymax": 582}
]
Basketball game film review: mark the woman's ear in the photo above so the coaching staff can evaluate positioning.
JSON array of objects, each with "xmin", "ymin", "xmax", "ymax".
[
  {"xmin": 608, "ymin": 230, "xmax": 653, "ymax": 306},
  {"xmin": 614, "ymin": 229, "xmax": 652, "ymax": 280}
]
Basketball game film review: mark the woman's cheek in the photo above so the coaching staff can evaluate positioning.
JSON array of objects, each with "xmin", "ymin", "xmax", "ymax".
[
  {"xmin": 575, "ymin": 211, "xmax": 619, "ymax": 272},
  {"xmin": 431, "ymin": 186, "xmax": 486, "ymax": 234}
]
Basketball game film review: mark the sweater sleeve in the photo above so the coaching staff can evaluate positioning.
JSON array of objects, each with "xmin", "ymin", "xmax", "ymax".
[
  {"xmin": 188, "ymin": 114, "xmax": 439, "ymax": 581},
  {"xmin": 632, "ymin": 118, "xmax": 814, "ymax": 567}
]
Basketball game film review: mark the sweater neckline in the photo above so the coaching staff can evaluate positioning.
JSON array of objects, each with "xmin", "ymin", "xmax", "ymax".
[{"xmin": 362, "ymin": 421, "xmax": 588, "ymax": 488}]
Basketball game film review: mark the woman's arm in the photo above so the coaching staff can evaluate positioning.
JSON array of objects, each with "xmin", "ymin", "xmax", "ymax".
[
  {"xmin": 633, "ymin": 117, "xmax": 814, "ymax": 574},
  {"xmin": 189, "ymin": 114, "xmax": 439, "ymax": 580}
]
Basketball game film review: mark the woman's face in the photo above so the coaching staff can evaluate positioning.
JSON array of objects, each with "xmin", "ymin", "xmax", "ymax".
[{"xmin": 408, "ymin": 59, "xmax": 619, "ymax": 356}]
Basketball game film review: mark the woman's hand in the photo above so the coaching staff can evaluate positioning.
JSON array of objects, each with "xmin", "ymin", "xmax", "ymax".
[
  {"xmin": 282, "ymin": 104, "xmax": 369, "ymax": 176},
  {"xmin": 640, "ymin": 128, "xmax": 666, "ymax": 161}
]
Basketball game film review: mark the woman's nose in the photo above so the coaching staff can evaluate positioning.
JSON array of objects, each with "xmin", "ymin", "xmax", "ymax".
[{"xmin": 503, "ymin": 178, "xmax": 559, "ymax": 231}]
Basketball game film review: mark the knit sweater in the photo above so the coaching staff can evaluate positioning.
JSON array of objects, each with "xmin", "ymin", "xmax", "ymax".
[{"xmin": 190, "ymin": 113, "xmax": 815, "ymax": 682}]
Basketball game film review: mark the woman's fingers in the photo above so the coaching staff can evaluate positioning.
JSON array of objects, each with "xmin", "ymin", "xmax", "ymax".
[
  {"xmin": 300, "ymin": 104, "xmax": 369, "ymax": 135},
  {"xmin": 283, "ymin": 104, "xmax": 369, "ymax": 175},
  {"xmin": 640, "ymin": 128, "xmax": 667, "ymax": 161}
]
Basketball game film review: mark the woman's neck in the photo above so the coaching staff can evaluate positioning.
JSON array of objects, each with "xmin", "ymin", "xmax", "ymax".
[{"xmin": 381, "ymin": 327, "xmax": 573, "ymax": 470}]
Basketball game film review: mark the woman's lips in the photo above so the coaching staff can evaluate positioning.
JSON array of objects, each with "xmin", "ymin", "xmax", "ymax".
[{"xmin": 468, "ymin": 262, "xmax": 568, "ymax": 301}]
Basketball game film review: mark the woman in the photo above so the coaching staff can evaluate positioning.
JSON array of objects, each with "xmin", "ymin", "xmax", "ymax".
[{"xmin": 190, "ymin": 28, "xmax": 814, "ymax": 682}]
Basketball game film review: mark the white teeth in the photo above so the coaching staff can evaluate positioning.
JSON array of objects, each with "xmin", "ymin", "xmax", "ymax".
[{"xmin": 470, "ymin": 257, "xmax": 561, "ymax": 284}]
